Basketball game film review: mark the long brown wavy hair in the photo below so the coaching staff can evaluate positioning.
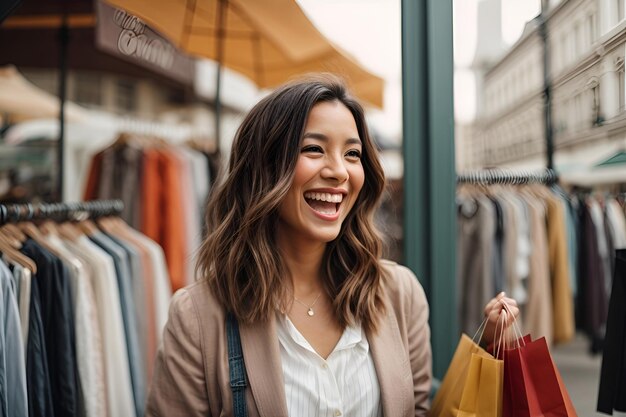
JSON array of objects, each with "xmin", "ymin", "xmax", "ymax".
[{"xmin": 196, "ymin": 74, "xmax": 387, "ymax": 333}]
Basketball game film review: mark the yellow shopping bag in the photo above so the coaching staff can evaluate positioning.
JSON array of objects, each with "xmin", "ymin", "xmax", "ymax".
[
  {"xmin": 428, "ymin": 334, "xmax": 493, "ymax": 417},
  {"xmin": 456, "ymin": 352, "xmax": 504, "ymax": 417}
]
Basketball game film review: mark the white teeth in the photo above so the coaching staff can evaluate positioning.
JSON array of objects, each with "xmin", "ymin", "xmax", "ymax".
[
  {"xmin": 316, "ymin": 206, "xmax": 337, "ymax": 215},
  {"xmin": 304, "ymin": 192, "xmax": 343, "ymax": 203}
]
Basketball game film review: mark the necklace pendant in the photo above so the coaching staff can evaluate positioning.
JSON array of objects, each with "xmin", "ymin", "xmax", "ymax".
[{"xmin": 307, "ymin": 308, "xmax": 315, "ymax": 316}]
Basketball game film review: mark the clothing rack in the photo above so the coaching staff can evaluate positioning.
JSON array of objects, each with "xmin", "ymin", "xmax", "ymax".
[
  {"xmin": 0, "ymin": 199, "xmax": 124, "ymax": 225},
  {"xmin": 456, "ymin": 168, "xmax": 558, "ymax": 186}
]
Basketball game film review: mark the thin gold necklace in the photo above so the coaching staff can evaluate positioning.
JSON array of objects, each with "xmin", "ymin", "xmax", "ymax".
[{"xmin": 293, "ymin": 292, "xmax": 322, "ymax": 317}]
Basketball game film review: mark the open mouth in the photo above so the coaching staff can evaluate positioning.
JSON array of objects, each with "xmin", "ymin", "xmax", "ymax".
[{"xmin": 303, "ymin": 191, "xmax": 343, "ymax": 216}]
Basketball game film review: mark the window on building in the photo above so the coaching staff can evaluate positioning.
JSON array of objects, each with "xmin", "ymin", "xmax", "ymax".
[
  {"xmin": 566, "ymin": 98, "xmax": 572, "ymax": 130},
  {"xmin": 115, "ymin": 79, "xmax": 137, "ymax": 113},
  {"xmin": 617, "ymin": 68, "xmax": 626, "ymax": 112},
  {"xmin": 569, "ymin": 31, "xmax": 577, "ymax": 63},
  {"xmin": 590, "ymin": 81, "xmax": 601, "ymax": 125},
  {"xmin": 574, "ymin": 22, "xmax": 581, "ymax": 57},
  {"xmin": 74, "ymin": 73, "xmax": 102, "ymax": 108},
  {"xmin": 588, "ymin": 14, "xmax": 596, "ymax": 44},
  {"xmin": 573, "ymin": 93, "xmax": 581, "ymax": 128},
  {"xmin": 581, "ymin": 21, "xmax": 588, "ymax": 53},
  {"xmin": 561, "ymin": 33, "xmax": 569, "ymax": 68}
]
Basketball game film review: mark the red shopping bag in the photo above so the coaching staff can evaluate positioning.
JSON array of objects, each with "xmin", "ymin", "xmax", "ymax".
[
  {"xmin": 512, "ymin": 336, "xmax": 577, "ymax": 416},
  {"xmin": 503, "ymin": 335, "xmax": 532, "ymax": 417}
]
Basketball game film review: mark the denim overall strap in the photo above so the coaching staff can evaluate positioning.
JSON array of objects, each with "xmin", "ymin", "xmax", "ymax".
[{"xmin": 226, "ymin": 312, "xmax": 248, "ymax": 417}]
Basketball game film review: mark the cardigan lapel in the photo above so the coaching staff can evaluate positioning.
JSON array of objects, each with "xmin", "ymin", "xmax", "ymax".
[
  {"xmin": 368, "ymin": 311, "xmax": 414, "ymax": 417},
  {"xmin": 239, "ymin": 315, "xmax": 289, "ymax": 417}
]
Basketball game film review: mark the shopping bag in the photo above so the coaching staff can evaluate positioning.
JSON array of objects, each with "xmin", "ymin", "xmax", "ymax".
[
  {"xmin": 499, "ymin": 301, "xmax": 577, "ymax": 417},
  {"xmin": 456, "ymin": 352, "xmax": 504, "ymax": 417},
  {"xmin": 516, "ymin": 336, "xmax": 577, "ymax": 416},
  {"xmin": 503, "ymin": 335, "xmax": 532, "ymax": 417},
  {"xmin": 428, "ymin": 334, "xmax": 493, "ymax": 417}
]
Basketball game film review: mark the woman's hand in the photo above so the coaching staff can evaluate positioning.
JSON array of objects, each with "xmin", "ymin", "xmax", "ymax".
[{"xmin": 480, "ymin": 292, "xmax": 520, "ymax": 346}]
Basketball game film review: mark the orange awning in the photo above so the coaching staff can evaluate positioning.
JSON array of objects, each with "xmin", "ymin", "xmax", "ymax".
[{"xmin": 104, "ymin": 0, "xmax": 384, "ymax": 107}]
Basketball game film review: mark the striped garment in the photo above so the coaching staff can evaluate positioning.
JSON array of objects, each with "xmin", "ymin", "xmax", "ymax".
[{"xmin": 276, "ymin": 314, "xmax": 382, "ymax": 417}]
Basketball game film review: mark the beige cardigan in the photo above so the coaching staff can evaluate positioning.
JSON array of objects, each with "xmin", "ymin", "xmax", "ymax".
[{"xmin": 145, "ymin": 260, "xmax": 432, "ymax": 417}]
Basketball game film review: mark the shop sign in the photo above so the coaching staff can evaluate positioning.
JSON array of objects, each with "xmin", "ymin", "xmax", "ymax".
[{"xmin": 95, "ymin": 0, "xmax": 195, "ymax": 85}]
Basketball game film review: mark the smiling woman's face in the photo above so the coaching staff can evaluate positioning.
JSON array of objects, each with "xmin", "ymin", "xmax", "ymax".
[{"xmin": 277, "ymin": 100, "xmax": 365, "ymax": 245}]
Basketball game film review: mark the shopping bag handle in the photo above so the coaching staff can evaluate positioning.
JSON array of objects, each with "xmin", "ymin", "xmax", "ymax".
[
  {"xmin": 500, "ymin": 300, "xmax": 525, "ymax": 348},
  {"xmin": 470, "ymin": 311, "xmax": 508, "ymax": 356},
  {"xmin": 470, "ymin": 316, "xmax": 490, "ymax": 345},
  {"xmin": 494, "ymin": 309, "xmax": 508, "ymax": 359}
]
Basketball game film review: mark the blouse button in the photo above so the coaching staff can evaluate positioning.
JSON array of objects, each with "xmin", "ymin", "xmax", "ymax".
[{"xmin": 334, "ymin": 410, "xmax": 342, "ymax": 416}]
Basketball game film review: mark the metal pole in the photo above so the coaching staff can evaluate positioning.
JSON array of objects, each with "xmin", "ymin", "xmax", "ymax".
[
  {"xmin": 539, "ymin": 9, "xmax": 554, "ymax": 170},
  {"xmin": 57, "ymin": 14, "xmax": 69, "ymax": 202},
  {"xmin": 214, "ymin": 0, "xmax": 227, "ymax": 152},
  {"xmin": 402, "ymin": 0, "xmax": 429, "ymax": 293},
  {"xmin": 215, "ymin": 64, "xmax": 222, "ymax": 152},
  {"xmin": 402, "ymin": 0, "xmax": 457, "ymax": 379}
]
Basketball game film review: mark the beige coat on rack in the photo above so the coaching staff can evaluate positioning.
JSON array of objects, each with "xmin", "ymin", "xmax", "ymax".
[{"xmin": 522, "ymin": 195, "xmax": 554, "ymax": 346}]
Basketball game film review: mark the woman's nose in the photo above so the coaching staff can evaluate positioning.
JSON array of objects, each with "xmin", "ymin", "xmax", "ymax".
[{"xmin": 321, "ymin": 155, "xmax": 349, "ymax": 183}]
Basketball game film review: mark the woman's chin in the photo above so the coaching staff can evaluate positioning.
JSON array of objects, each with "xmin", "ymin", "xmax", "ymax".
[{"xmin": 308, "ymin": 227, "xmax": 342, "ymax": 244}]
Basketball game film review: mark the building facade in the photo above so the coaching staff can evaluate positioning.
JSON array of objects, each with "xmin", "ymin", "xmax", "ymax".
[{"xmin": 466, "ymin": 0, "xmax": 626, "ymax": 174}]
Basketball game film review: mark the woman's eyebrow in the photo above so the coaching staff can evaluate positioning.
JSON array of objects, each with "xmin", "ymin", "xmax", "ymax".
[
  {"xmin": 302, "ymin": 132, "xmax": 328, "ymax": 141},
  {"xmin": 302, "ymin": 132, "xmax": 362, "ymax": 145}
]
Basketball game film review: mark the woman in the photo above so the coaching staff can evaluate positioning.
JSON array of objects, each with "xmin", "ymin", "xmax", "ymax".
[{"xmin": 146, "ymin": 75, "xmax": 518, "ymax": 417}]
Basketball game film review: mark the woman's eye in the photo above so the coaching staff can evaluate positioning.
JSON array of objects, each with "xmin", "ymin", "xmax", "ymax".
[
  {"xmin": 346, "ymin": 149, "xmax": 362, "ymax": 159},
  {"xmin": 302, "ymin": 145, "xmax": 323, "ymax": 153}
]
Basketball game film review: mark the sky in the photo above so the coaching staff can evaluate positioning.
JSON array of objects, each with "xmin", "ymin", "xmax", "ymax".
[
  {"xmin": 296, "ymin": 0, "xmax": 541, "ymax": 133},
  {"xmin": 296, "ymin": 0, "xmax": 402, "ymax": 140}
]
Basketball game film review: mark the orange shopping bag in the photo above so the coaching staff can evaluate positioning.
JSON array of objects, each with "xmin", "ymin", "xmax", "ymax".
[
  {"xmin": 457, "ymin": 352, "xmax": 504, "ymax": 417},
  {"xmin": 428, "ymin": 334, "xmax": 493, "ymax": 417},
  {"xmin": 429, "ymin": 317, "xmax": 504, "ymax": 417},
  {"xmin": 456, "ymin": 314, "xmax": 507, "ymax": 417}
]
